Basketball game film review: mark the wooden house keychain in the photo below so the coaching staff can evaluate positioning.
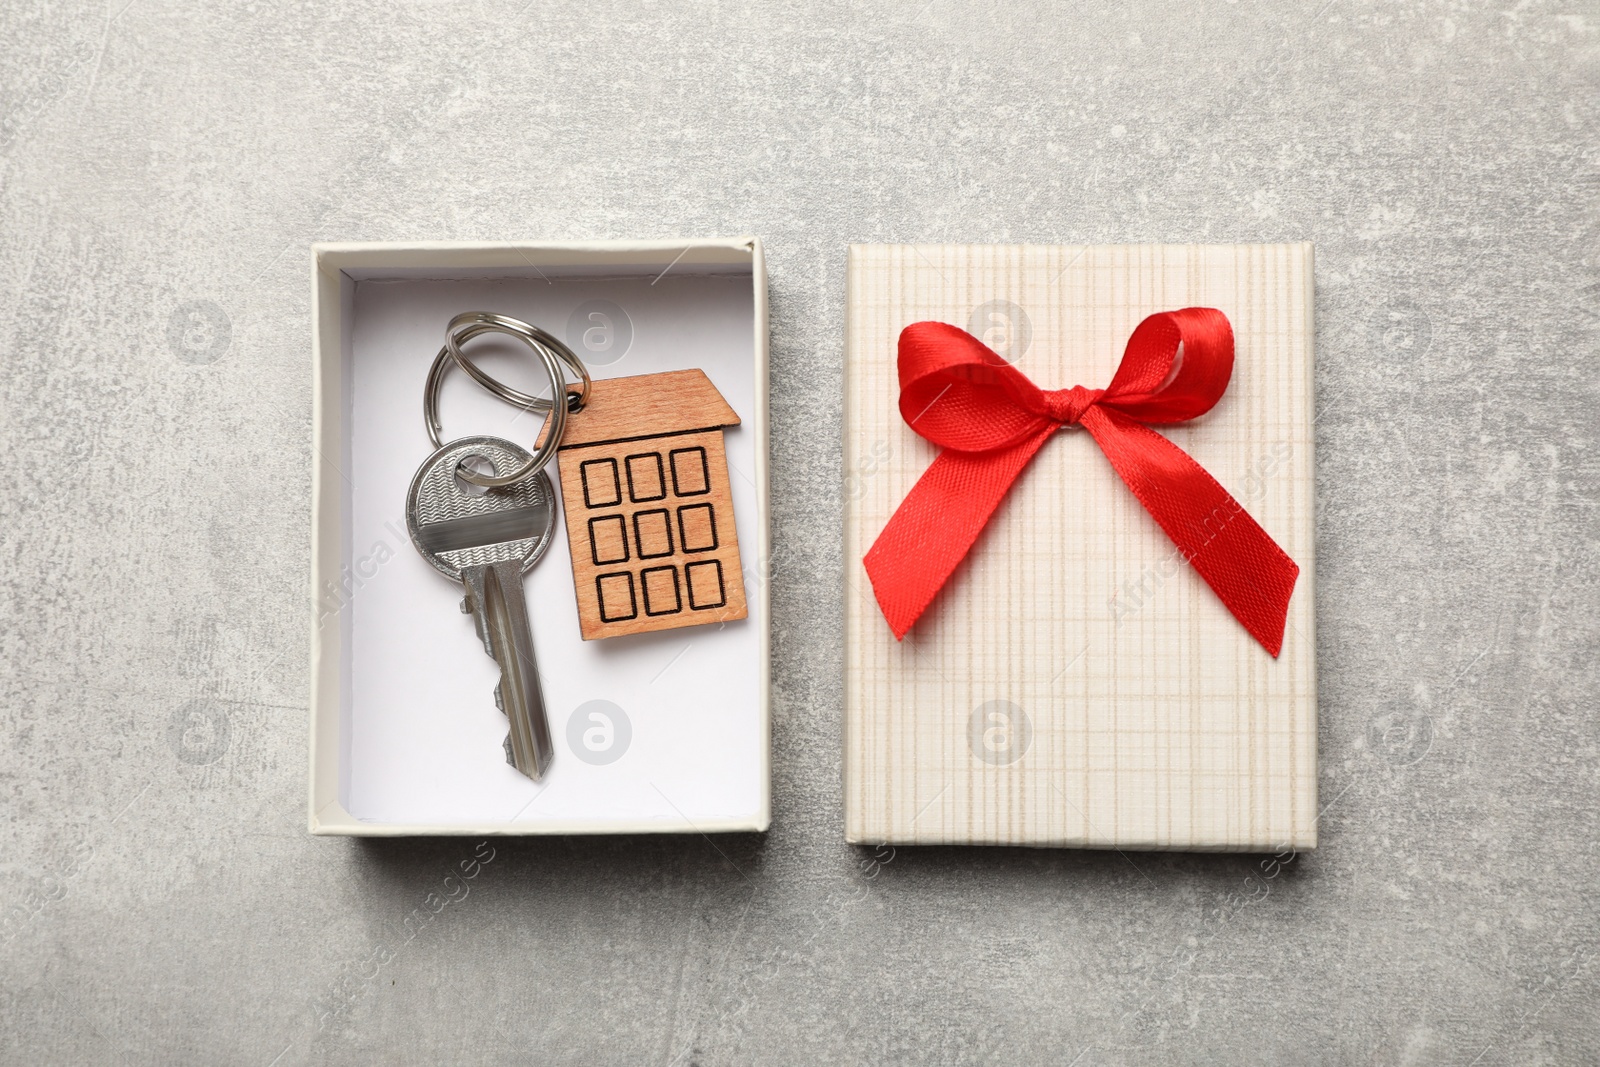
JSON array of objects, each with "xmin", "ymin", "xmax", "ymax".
[{"xmin": 446, "ymin": 312, "xmax": 749, "ymax": 640}]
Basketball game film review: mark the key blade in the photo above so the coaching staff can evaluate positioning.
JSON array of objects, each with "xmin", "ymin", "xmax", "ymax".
[{"xmin": 461, "ymin": 560, "xmax": 554, "ymax": 781}]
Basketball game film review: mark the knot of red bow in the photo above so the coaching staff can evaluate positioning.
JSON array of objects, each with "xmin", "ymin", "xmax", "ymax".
[
  {"xmin": 863, "ymin": 308, "xmax": 1300, "ymax": 656},
  {"xmin": 1043, "ymin": 385, "xmax": 1103, "ymax": 425}
]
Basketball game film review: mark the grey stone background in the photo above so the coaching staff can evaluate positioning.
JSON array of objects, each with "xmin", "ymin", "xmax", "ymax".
[{"xmin": 1, "ymin": 0, "xmax": 1595, "ymax": 1063}]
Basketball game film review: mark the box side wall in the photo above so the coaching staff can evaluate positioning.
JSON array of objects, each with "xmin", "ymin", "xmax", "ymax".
[
  {"xmin": 749, "ymin": 238, "xmax": 773, "ymax": 832},
  {"xmin": 1295, "ymin": 241, "xmax": 1318, "ymax": 849},
  {"xmin": 316, "ymin": 239, "xmax": 755, "ymax": 280},
  {"xmin": 842, "ymin": 245, "xmax": 867, "ymax": 844},
  {"xmin": 308, "ymin": 254, "xmax": 353, "ymax": 831}
]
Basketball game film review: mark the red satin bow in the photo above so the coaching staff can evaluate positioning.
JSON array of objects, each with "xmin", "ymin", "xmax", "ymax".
[{"xmin": 863, "ymin": 308, "xmax": 1299, "ymax": 656}]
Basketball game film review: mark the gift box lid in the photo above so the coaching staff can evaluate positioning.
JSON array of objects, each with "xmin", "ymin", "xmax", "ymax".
[{"xmin": 843, "ymin": 243, "xmax": 1316, "ymax": 851}]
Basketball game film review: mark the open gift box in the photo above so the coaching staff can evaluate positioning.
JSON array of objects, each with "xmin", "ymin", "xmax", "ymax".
[{"xmin": 308, "ymin": 240, "xmax": 769, "ymax": 836}]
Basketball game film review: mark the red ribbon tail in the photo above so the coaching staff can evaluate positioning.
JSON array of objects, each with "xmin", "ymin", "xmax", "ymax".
[
  {"xmin": 1081, "ymin": 408, "xmax": 1299, "ymax": 656},
  {"xmin": 864, "ymin": 429, "xmax": 1055, "ymax": 640}
]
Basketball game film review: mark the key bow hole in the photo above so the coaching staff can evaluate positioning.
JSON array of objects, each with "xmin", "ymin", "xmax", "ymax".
[{"xmin": 455, "ymin": 453, "xmax": 498, "ymax": 496}]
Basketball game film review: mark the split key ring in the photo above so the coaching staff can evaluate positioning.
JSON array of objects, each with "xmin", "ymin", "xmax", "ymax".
[{"xmin": 423, "ymin": 312, "xmax": 593, "ymax": 488}]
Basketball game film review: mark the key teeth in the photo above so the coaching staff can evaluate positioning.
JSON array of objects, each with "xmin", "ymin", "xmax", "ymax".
[{"xmin": 457, "ymin": 560, "xmax": 548, "ymax": 783}]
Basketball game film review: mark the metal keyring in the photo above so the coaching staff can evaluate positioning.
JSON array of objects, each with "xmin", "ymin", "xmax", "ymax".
[
  {"xmin": 445, "ymin": 310, "xmax": 592, "ymax": 414},
  {"xmin": 424, "ymin": 321, "xmax": 569, "ymax": 488}
]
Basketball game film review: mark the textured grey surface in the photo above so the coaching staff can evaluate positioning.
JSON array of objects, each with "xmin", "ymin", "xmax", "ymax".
[{"xmin": 1, "ymin": 1, "xmax": 1597, "ymax": 1063}]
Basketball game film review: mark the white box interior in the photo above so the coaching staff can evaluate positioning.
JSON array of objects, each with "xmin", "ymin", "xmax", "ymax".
[{"xmin": 310, "ymin": 241, "xmax": 769, "ymax": 834}]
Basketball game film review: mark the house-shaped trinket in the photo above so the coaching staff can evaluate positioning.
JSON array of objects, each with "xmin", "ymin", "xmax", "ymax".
[{"xmin": 551, "ymin": 369, "xmax": 748, "ymax": 640}]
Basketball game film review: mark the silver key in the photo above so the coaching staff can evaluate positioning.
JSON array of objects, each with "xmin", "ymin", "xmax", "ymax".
[{"xmin": 405, "ymin": 436, "xmax": 557, "ymax": 781}]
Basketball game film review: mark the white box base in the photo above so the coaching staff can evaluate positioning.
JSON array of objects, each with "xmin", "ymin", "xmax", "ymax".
[{"xmin": 310, "ymin": 241, "xmax": 769, "ymax": 835}]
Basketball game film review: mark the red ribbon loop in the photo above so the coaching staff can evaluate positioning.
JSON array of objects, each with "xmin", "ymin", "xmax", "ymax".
[{"xmin": 864, "ymin": 309, "xmax": 1300, "ymax": 656}]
